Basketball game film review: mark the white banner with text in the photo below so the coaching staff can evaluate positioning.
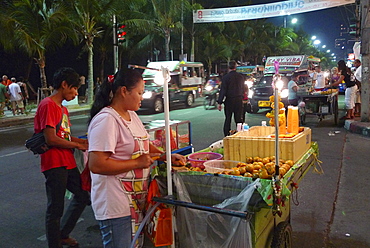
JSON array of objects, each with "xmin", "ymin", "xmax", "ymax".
[{"xmin": 193, "ymin": 0, "xmax": 355, "ymax": 23}]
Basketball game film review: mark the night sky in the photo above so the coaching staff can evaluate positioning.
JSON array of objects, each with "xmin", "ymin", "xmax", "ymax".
[{"xmin": 249, "ymin": 0, "xmax": 356, "ymax": 58}]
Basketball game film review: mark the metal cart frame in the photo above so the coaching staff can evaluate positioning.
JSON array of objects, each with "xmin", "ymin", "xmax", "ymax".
[
  {"xmin": 153, "ymin": 148, "xmax": 316, "ymax": 248},
  {"xmin": 298, "ymin": 92, "xmax": 339, "ymax": 125}
]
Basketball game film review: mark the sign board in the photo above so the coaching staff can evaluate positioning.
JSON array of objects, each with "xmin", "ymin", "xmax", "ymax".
[{"xmin": 193, "ymin": 0, "xmax": 355, "ymax": 23}]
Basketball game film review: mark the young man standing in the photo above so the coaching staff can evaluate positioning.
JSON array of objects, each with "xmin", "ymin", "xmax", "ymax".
[
  {"xmin": 34, "ymin": 67, "xmax": 90, "ymax": 248},
  {"xmin": 310, "ymin": 66, "xmax": 327, "ymax": 91}
]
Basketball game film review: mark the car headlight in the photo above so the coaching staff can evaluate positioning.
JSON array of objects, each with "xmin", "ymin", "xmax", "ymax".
[
  {"xmin": 245, "ymin": 80, "xmax": 253, "ymax": 88},
  {"xmin": 280, "ymin": 89, "xmax": 289, "ymax": 99},
  {"xmin": 143, "ymin": 91, "xmax": 153, "ymax": 99},
  {"xmin": 248, "ymin": 89, "xmax": 254, "ymax": 98},
  {"xmin": 205, "ymin": 85, "xmax": 213, "ymax": 91}
]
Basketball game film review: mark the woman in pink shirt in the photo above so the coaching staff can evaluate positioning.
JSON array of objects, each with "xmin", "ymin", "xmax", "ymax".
[{"xmin": 88, "ymin": 69, "xmax": 185, "ymax": 248}]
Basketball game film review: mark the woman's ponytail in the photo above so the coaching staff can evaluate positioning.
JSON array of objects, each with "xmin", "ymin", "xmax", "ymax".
[{"xmin": 89, "ymin": 77, "xmax": 113, "ymax": 123}]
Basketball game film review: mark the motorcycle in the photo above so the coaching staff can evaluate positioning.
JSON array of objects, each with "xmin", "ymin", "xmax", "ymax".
[{"xmin": 203, "ymin": 84, "xmax": 219, "ymax": 110}]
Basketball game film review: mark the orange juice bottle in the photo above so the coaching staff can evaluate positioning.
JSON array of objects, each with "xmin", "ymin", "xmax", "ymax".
[
  {"xmin": 291, "ymin": 106, "xmax": 299, "ymax": 134},
  {"xmin": 287, "ymin": 106, "xmax": 293, "ymax": 133}
]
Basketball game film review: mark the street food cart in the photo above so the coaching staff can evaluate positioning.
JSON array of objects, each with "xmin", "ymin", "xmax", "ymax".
[
  {"xmin": 297, "ymin": 89, "xmax": 339, "ymax": 125},
  {"xmin": 131, "ymin": 63, "xmax": 319, "ymax": 248},
  {"xmin": 150, "ymin": 126, "xmax": 318, "ymax": 248}
]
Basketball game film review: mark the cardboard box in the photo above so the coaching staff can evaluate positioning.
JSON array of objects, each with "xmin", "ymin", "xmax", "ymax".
[{"xmin": 223, "ymin": 126, "xmax": 311, "ymax": 162}]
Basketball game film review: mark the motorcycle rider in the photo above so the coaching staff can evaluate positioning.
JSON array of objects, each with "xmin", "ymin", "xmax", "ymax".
[
  {"xmin": 205, "ymin": 74, "xmax": 220, "ymax": 88},
  {"xmin": 203, "ymin": 74, "xmax": 220, "ymax": 109}
]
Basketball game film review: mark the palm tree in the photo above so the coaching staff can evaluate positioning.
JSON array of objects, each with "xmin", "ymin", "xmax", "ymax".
[
  {"xmin": 66, "ymin": 0, "xmax": 122, "ymax": 104},
  {"xmin": 126, "ymin": 0, "xmax": 187, "ymax": 61},
  {"xmin": 2, "ymin": 0, "xmax": 77, "ymax": 92}
]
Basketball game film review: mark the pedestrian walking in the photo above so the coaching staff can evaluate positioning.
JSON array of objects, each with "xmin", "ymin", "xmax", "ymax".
[
  {"xmin": 17, "ymin": 76, "xmax": 29, "ymax": 108},
  {"xmin": 8, "ymin": 77, "xmax": 25, "ymax": 115},
  {"xmin": 34, "ymin": 67, "xmax": 90, "ymax": 248},
  {"xmin": 0, "ymin": 82, "xmax": 7, "ymax": 117},
  {"xmin": 217, "ymin": 61, "xmax": 245, "ymax": 136}
]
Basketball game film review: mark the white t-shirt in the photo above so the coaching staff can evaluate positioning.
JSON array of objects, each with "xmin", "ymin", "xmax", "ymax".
[
  {"xmin": 355, "ymin": 65, "xmax": 362, "ymax": 82},
  {"xmin": 310, "ymin": 71, "xmax": 326, "ymax": 89},
  {"xmin": 8, "ymin": 83, "xmax": 22, "ymax": 101},
  {"xmin": 288, "ymin": 80, "xmax": 298, "ymax": 100},
  {"xmin": 88, "ymin": 107, "xmax": 150, "ymax": 220}
]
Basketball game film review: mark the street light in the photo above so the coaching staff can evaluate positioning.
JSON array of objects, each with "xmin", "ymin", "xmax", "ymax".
[
  {"xmin": 313, "ymin": 40, "xmax": 321, "ymax": 45},
  {"xmin": 322, "ymin": 45, "xmax": 326, "ymax": 49},
  {"xmin": 311, "ymin": 35, "xmax": 317, "ymax": 40}
]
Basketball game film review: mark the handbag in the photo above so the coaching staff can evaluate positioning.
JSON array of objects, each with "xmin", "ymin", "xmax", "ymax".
[{"xmin": 25, "ymin": 108, "xmax": 63, "ymax": 154}]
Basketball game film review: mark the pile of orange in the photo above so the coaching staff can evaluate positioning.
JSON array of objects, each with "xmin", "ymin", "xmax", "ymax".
[{"xmin": 215, "ymin": 156, "xmax": 294, "ymax": 179}]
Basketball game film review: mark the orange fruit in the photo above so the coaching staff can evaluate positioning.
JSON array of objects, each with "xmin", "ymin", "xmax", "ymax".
[
  {"xmin": 246, "ymin": 164, "xmax": 254, "ymax": 173},
  {"xmin": 253, "ymin": 156, "xmax": 262, "ymax": 162},
  {"xmin": 262, "ymin": 157, "xmax": 271, "ymax": 164},
  {"xmin": 246, "ymin": 157, "xmax": 253, "ymax": 163},
  {"xmin": 285, "ymin": 160, "xmax": 294, "ymax": 167}
]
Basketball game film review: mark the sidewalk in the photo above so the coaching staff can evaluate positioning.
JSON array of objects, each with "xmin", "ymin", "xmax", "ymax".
[{"xmin": 0, "ymin": 103, "xmax": 91, "ymax": 128}]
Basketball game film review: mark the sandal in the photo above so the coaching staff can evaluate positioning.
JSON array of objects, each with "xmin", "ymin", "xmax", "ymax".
[{"xmin": 61, "ymin": 237, "xmax": 79, "ymax": 247}]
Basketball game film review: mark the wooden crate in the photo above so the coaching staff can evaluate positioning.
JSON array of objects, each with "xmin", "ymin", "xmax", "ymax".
[{"xmin": 223, "ymin": 126, "xmax": 311, "ymax": 162}]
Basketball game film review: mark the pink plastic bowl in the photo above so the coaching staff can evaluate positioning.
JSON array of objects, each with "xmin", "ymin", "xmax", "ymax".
[{"xmin": 187, "ymin": 152, "xmax": 223, "ymax": 169}]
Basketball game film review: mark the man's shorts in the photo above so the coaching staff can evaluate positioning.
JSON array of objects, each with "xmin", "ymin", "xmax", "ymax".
[{"xmin": 11, "ymin": 100, "xmax": 24, "ymax": 109}]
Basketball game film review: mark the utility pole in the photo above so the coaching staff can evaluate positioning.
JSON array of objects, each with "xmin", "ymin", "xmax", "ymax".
[
  {"xmin": 113, "ymin": 15, "xmax": 119, "ymax": 73},
  {"xmin": 360, "ymin": 0, "xmax": 369, "ymax": 121}
]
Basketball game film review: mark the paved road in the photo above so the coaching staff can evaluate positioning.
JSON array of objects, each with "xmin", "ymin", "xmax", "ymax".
[{"xmin": 0, "ymin": 96, "xmax": 369, "ymax": 248}]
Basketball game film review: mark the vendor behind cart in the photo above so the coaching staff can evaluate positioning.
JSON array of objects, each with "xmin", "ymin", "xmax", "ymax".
[
  {"xmin": 288, "ymin": 73, "xmax": 299, "ymax": 106},
  {"xmin": 310, "ymin": 66, "xmax": 328, "ymax": 91}
]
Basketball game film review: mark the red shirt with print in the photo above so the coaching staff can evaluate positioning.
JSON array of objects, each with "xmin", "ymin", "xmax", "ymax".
[{"xmin": 34, "ymin": 97, "xmax": 76, "ymax": 172}]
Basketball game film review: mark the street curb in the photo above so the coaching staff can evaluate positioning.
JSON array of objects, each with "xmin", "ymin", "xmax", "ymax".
[
  {"xmin": 0, "ymin": 108, "xmax": 90, "ymax": 128},
  {"xmin": 344, "ymin": 119, "xmax": 370, "ymax": 137}
]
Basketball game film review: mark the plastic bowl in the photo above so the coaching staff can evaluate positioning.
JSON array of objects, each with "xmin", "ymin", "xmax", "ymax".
[
  {"xmin": 204, "ymin": 160, "xmax": 241, "ymax": 173},
  {"xmin": 187, "ymin": 152, "xmax": 223, "ymax": 169}
]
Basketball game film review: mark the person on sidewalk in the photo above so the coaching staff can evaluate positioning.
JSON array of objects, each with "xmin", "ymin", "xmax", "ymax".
[
  {"xmin": 329, "ymin": 60, "xmax": 357, "ymax": 119},
  {"xmin": 17, "ymin": 76, "xmax": 29, "ymax": 108},
  {"xmin": 0, "ymin": 82, "xmax": 7, "ymax": 117},
  {"xmin": 353, "ymin": 59, "xmax": 362, "ymax": 117},
  {"xmin": 34, "ymin": 67, "xmax": 90, "ymax": 248},
  {"xmin": 87, "ymin": 68, "xmax": 186, "ymax": 248},
  {"xmin": 1, "ymin": 75, "xmax": 11, "ymax": 87},
  {"xmin": 8, "ymin": 77, "xmax": 25, "ymax": 115},
  {"xmin": 217, "ymin": 61, "xmax": 245, "ymax": 136}
]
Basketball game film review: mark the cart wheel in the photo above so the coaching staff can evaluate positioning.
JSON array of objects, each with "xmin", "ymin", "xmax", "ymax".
[
  {"xmin": 203, "ymin": 98, "xmax": 209, "ymax": 110},
  {"xmin": 271, "ymin": 221, "xmax": 292, "ymax": 248}
]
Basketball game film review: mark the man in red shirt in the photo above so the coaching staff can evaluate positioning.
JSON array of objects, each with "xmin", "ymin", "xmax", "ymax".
[
  {"xmin": 34, "ymin": 67, "xmax": 90, "ymax": 248},
  {"xmin": 1, "ymin": 75, "xmax": 11, "ymax": 86}
]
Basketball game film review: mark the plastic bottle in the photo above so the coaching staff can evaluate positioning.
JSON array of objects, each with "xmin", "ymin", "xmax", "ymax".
[
  {"xmin": 291, "ymin": 106, "xmax": 299, "ymax": 134},
  {"xmin": 243, "ymin": 123, "xmax": 250, "ymax": 131},
  {"xmin": 287, "ymin": 106, "xmax": 293, "ymax": 133}
]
